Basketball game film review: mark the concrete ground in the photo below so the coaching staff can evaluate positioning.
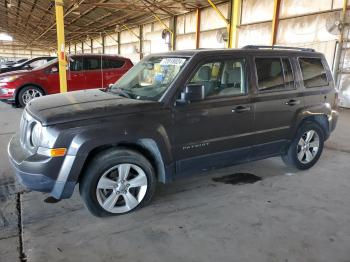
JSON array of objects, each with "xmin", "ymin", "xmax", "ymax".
[{"xmin": 1, "ymin": 102, "xmax": 350, "ymax": 262}]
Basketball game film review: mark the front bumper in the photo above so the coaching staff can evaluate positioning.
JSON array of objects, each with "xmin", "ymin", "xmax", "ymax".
[
  {"xmin": 0, "ymin": 87, "xmax": 15, "ymax": 103},
  {"xmin": 8, "ymin": 135, "xmax": 76, "ymax": 199}
]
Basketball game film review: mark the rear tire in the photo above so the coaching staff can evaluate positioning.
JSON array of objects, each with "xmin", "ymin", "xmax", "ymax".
[
  {"xmin": 18, "ymin": 86, "xmax": 44, "ymax": 107},
  {"xmin": 80, "ymin": 148, "xmax": 157, "ymax": 217},
  {"xmin": 282, "ymin": 122, "xmax": 324, "ymax": 170}
]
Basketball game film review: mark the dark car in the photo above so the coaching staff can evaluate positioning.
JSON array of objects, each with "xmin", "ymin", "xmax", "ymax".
[
  {"xmin": 0, "ymin": 56, "xmax": 55, "ymax": 74},
  {"xmin": 0, "ymin": 54, "xmax": 133, "ymax": 107},
  {"xmin": 8, "ymin": 46, "xmax": 339, "ymax": 217},
  {"xmin": 2, "ymin": 58, "xmax": 29, "ymax": 67}
]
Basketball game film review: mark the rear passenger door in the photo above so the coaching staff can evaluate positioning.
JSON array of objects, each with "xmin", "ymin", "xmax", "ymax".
[
  {"xmin": 67, "ymin": 56, "xmax": 86, "ymax": 92},
  {"xmin": 83, "ymin": 56, "xmax": 103, "ymax": 89},
  {"xmin": 102, "ymin": 58, "xmax": 126, "ymax": 88},
  {"xmin": 251, "ymin": 56, "xmax": 304, "ymax": 157},
  {"xmin": 173, "ymin": 56, "xmax": 255, "ymax": 174}
]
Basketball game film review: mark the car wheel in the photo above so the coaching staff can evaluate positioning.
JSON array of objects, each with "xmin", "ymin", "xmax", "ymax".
[
  {"xmin": 18, "ymin": 86, "xmax": 44, "ymax": 107},
  {"xmin": 282, "ymin": 122, "xmax": 324, "ymax": 170},
  {"xmin": 80, "ymin": 148, "xmax": 157, "ymax": 217}
]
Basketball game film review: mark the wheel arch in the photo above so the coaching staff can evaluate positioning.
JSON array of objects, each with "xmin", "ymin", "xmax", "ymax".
[
  {"xmin": 15, "ymin": 83, "xmax": 46, "ymax": 105},
  {"xmin": 292, "ymin": 112, "xmax": 330, "ymax": 141},
  {"xmin": 77, "ymin": 139, "xmax": 169, "ymax": 185}
]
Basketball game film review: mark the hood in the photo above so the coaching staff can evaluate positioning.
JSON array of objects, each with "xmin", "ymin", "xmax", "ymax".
[
  {"xmin": 0, "ymin": 69, "xmax": 29, "ymax": 77},
  {"xmin": 26, "ymin": 89, "xmax": 157, "ymax": 125}
]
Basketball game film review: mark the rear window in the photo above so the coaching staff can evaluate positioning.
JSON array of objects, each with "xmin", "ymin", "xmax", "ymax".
[
  {"xmin": 255, "ymin": 57, "xmax": 294, "ymax": 92},
  {"xmin": 299, "ymin": 58, "xmax": 328, "ymax": 88}
]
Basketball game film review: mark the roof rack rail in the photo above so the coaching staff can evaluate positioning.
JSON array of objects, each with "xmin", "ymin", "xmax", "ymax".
[{"xmin": 242, "ymin": 45, "xmax": 315, "ymax": 52}]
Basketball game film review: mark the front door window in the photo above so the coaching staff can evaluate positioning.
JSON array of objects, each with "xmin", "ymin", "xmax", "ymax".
[{"xmin": 188, "ymin": 58, "xmax": 247, "ymax": 99}]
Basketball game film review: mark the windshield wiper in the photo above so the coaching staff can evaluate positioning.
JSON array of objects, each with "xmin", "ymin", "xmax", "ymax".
[{"xmin": 110, "ymin": 87, "xmax": 132, "ymax": 99}]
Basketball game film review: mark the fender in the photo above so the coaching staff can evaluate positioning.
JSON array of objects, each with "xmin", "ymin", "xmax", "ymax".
[
  {"xmin": 290, "ymin": 102, "xmax": 332, "ymax": 140},
  {"xmin": 60, "ymin": 121, "xmax": 174, "ymax": 185}
]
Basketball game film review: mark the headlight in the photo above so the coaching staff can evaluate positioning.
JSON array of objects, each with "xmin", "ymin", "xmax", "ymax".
[
  {"xmin": 0, "ymin": 75, "xmax": 20, "ymax": 83},
  {"xmin": 30, "ymin": 122, "xmax": 42, "ymax": 147}
]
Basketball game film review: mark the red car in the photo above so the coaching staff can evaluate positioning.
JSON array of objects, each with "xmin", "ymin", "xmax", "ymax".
[{"xmin": 0, "ymin": 54, "xmax": 133, "ymax": 107}]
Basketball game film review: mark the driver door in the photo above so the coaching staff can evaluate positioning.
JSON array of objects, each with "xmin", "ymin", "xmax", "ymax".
[{"xmin": 172, "ymin": 57, "xmax": 255, "ymax": 175}]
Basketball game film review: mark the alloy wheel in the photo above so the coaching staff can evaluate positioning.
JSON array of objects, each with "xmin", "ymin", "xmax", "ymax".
[
  {"xmin": 22, "ymin": 88, "xmax": 42, "ymax": 104},
  {"xmin": 297, "ymin": 130, "xmax": 320, "ymax": 164},
  {"xmin": 96, "ymin": 163, "xmax": 148, "ymax": 213}
]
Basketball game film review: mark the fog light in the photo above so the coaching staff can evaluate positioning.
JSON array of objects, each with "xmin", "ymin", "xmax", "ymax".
[{"xmin": 49, "ymin": 148, "xmax": 67, "ymax": 157}]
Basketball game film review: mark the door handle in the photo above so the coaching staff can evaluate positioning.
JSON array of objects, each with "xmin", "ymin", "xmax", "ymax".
[
  {"xmin": 232, "ymin": 105, "xmax": 251, "ymax": 113},
  {"xmin": 285, "ymin": 99, "xmax": 301, "ymax": 106}
]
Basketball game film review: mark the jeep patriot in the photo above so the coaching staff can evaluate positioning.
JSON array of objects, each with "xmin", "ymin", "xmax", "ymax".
[{"xmin": 8, "ymin": 46, "xmax": 339, "ymax": 216}]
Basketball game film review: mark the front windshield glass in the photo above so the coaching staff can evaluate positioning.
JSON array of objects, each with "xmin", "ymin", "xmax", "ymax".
[
  {"xmin": 34, "ymin": 58, "xmax": 58, "ymax": 70},
  {"xmin": 110, "ymin": 56, "xmax": 188, "ymax": 101}
]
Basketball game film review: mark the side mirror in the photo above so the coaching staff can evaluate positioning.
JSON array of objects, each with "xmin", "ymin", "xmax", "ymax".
[
  {"xmin": 178, "ymin": 84, "xmax": 205, "ymax": 104},
  {"xmin": 50, "ymin": 66, "xmax": 58, "ymax": 73}
]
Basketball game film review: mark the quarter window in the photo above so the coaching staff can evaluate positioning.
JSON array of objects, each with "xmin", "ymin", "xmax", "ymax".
[
  {"xmin": 189, "ymin": 59, "xmax": 246, "ymax": 99},
  {"xmin": 299, "ymin": 58, "xmax": 328, "ymax": 88},
  {"xmin": 255, "ymin": 58, "xmax": 294, "ymax": 92}
]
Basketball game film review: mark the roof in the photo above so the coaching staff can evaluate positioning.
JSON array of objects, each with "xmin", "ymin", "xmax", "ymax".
[
  {"xmin": 152, "ymin": 46, "xmax": 322, "ymax": 57},
  {"xmin": 0, "ymin": 0, "xmax": 223, "ymax": 50}
]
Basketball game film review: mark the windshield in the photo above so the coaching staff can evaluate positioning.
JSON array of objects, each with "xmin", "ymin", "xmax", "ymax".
[
  {"xmin": 34, "ymin": 58, "xmax": 58, "ymax": 70},
  {"xmin": 110, "ymin": 56, "xmax": 188, "ymax": 101}
]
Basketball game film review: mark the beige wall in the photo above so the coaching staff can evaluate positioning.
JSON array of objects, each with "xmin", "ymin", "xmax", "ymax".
[
  {"xmin": 2, "ymin": 0, "xmax": 349, "ymax": 63},
  {"xmin": 0, "ymin": 42, "xmax": 51, "ymax": 60}
]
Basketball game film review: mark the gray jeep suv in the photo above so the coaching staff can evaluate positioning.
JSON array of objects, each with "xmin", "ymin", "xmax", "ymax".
[{"xmin": 8, "ymin": 46, "xmax": 339, "ymax": 217}]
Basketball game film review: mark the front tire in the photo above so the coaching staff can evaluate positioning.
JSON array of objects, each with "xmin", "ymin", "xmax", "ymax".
[
  {"xmin": 282, "ymin": 122, "xmax": 324, "ymax": 170},
  {"xmin": 18, "ymin": 86, "xmax": 44, "ymax": 107},
  {"xmin": 80, "ymin": 148, "xmax": 157, "ymax": 217}
]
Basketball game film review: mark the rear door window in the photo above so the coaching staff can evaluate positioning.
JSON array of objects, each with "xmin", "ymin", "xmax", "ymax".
[
  {"xmin": 102, "ymin": 59, "xmax": 125, "ymax": 69},
  {"xmin": 69, "ymin": 57, "xmax": 83, "ymax": 71},
  {"xmin": 83, "ymin": 57, "xmax": 101, "ymax": 71},
  {"xmin": 299, "ymin": 58, "xmax": 328, "ymax": 88},
  {"xmin": 255, "ymin": 57, "xmax": 294, "ymax": 92}
]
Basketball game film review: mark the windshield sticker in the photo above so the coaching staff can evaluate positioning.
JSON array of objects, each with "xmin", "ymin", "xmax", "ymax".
[{"xmin": 160, "ymin": 58, "xmax": 186, "ymax": 66}]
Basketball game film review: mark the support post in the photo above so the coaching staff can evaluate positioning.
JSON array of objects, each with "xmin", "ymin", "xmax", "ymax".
[
  {"xmin": 102, "ymin": 35, "xmax": 105, "ymax": 54},
  {"xmin": 195, "ymin": 8, "xmax": 201, "ymax": 49},
  {"xmin": 54, "ymin": 0, "xmax": 67, "ymax": 93},
  {"xmin": 207, "ymin": 0, "xmax": 229, "ymax": 24},
  {"xmin": 117, "ymin": 32, "xmax": 121, "ymax": 55},
  {"xmin": 91, "ymin": 38, "xmax": 93, "ymax": 53},
  {"xmin": 271, "ymin": 0, "xmax": 281, "ymax": 45},
  {"xmin": 207, "ymin": 0, "xmax": 230, "ymax": 48},
  {"xmin": 139, "ymin": 25, "xmax": 143, "ymax": 60},
  {"xmin": 333, "ymin": 0, "xmax": 348, "ymax": 87},
  {"xmin": 229, "ymin": 0, "xmax": 241, "ymax": 48}
]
